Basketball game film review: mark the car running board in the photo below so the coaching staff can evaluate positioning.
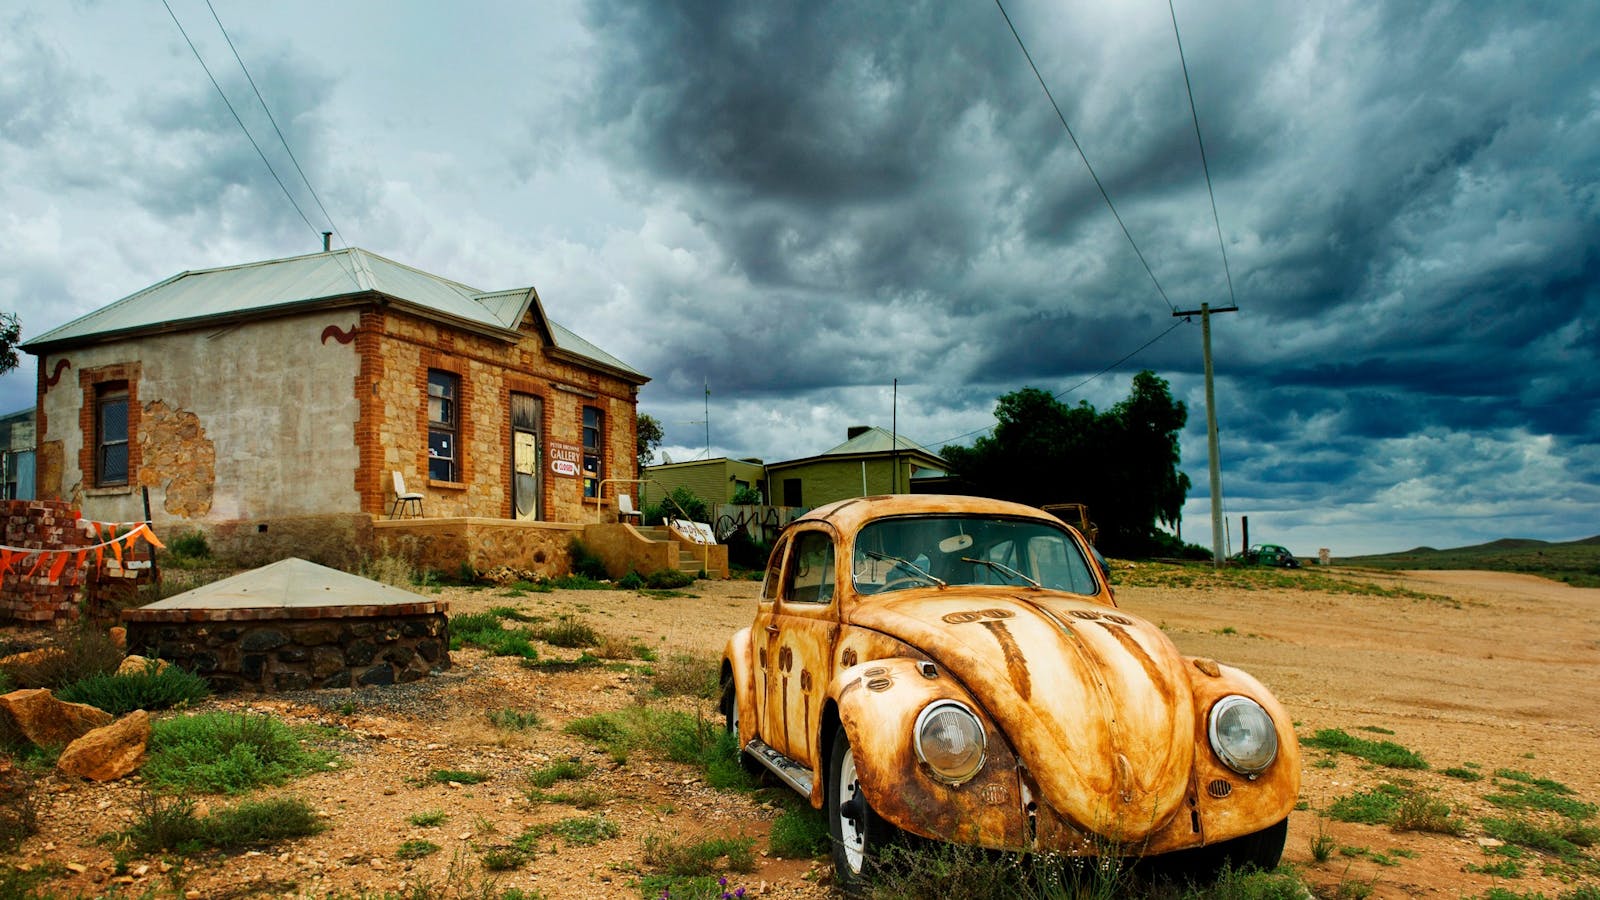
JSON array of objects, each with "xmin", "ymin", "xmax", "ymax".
[{"xmin": 743, "ymin": 739, "xmax": 814, "ymax": 796}]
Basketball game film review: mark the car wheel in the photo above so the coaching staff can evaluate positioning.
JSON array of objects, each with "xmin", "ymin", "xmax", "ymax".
[
  {"xmin": 1209, "ymin": 817, "xmax": 1289, "ymax": 874},
  {"xmin": 827, "ymin": 729, "xmax": 903, "ymax": 894},
  {"xmin": 720, "ymin": 673, "xmax": 764, "ymax": 778}
]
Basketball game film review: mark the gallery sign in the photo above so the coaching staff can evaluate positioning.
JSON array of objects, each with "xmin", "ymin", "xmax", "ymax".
[{"xmin": 550, "ymin": 441, "xmax": 582, "ymax": 477}]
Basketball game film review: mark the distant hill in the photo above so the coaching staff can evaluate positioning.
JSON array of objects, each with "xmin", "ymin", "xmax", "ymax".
[{"xmin": 1341, "ymin": 535, "xmax": 1600, "ymax": 587}]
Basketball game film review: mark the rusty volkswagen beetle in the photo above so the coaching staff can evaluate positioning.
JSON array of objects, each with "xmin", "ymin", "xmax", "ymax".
[{"xmin": 720, "ymin": 495, "xmax": 1299, "ymax": 889}]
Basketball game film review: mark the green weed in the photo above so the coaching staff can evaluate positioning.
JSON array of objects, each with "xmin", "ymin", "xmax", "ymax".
[
  {"xmin": 527, "ymin": 759, "xmax": 593, "ymax": 790},
  {"xmin": 143, "ymin": 713, "xmax": 334, "ymax": 794},
  {"xmin": 55, "ymin": 662, "xmax": 211, "ymax": 715},
  {"xmin": 397, "ymin": 839, "xmax": 440, "ymax": 859},
  {"xmin": 408, "ymin": 809, "xmax": 447, "ymax": 827},
  {"xmin": 430, "ymin": 769, "xmax": 489, "ymax": 785},
  {"xmin": 641, "ymin": 832, "xmax": 756, "ymax": 876},
  {"xmin": 1302, "ymin": 728, "xmax": 1428, "ymax": 769}
]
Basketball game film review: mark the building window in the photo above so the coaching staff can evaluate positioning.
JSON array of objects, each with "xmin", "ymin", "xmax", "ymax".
[
  {"xmin": 783, "ymin": 478, "xmax": 802, "ymax": 507},
  {"xmin": 96, "ymin": 385, "xmax": 130, "ymax": 487},
  {"xmin": 427, "ymin": 370, "xmax": 459, "ymax": 482},
  {"xmin": 582, "ymin": 406, "xmax": 603, "ymax": 498}
]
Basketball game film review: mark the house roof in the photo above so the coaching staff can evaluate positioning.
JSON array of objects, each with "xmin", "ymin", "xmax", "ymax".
[
  {"xmin": 820, "ymin": 426, "xmax": 943, "ymax": 460},
  {"xmin": 22, "ymin": 248, "xmax": 645, "ymax": 381},
  {"xmin": 767, "ymin": 426, "xmax": 947, "ymax": 473}
]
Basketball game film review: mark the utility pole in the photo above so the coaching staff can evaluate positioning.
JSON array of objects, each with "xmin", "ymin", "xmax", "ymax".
[{"xmin": 1173, "ymin": 302, "xmax": 1237, "ymax": 568}]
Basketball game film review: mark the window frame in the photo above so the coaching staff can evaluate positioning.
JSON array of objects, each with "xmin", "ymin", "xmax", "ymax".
[
  {"xmin": 427, "ymin": 369, "xmax": 460, "ymax": 483},
  {"xmin": 582, "ymin": 405, "xmax": 604, "ymax": 498},
  {"xmin": 95, "ymin": 384, "xmax": 130, "ymax": 488}
]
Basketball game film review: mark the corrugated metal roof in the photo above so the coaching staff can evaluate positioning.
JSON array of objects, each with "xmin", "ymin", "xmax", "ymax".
[
  {"xmin": 24, "ymin": 248, "xmax": 644, "ymax": 380},
  {"xmin": 821, "ymin": 426, "xmax": 942, "ymax": 460}
]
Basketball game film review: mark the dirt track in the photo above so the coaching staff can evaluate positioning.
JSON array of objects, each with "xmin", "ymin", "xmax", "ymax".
[{"xmin": 15, "ymin": 567, "xmax": 1600, "ymax": 898}]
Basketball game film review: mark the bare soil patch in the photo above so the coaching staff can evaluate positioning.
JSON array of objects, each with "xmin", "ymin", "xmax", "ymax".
[{"xmin": 9, "ymin": 567, "xmax": 1599, "ymax": 898}]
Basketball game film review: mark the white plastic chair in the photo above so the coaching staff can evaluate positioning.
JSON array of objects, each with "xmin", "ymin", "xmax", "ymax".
[
  {"xmin": 618, "ymin": 493, "xmax": 643, "ymax": 524},
  {"xmin": 389, "ymin": 471, "xmax": 424, "ymax": 519}
]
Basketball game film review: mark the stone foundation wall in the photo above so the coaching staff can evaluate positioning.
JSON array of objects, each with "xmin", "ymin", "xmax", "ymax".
[
  {"xmin": 372, "ymin": 518, "xmax": 579, "ymax": 578},
  {"xmin": 1, "ymin": 499, "xmax": 90, "ymax": 623},
  {"xmin": 205, "ymin": 514, "xmax": 376, "ymax": 570},
  {"xmin": 123, "ymin": 612, "xmax": 450, "ymax": 693}
]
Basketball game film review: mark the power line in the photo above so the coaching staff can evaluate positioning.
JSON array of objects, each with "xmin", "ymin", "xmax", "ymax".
[
  {"xmin": 928, "ymin": 317, "xmax": 1189, "ymax": 449},
  {"xmin": 992, "ymin": 0, "xmax": 1176, "ymax": 314},
  {"xmin": 160, "ymin": 0, "xmax": 322, "ymax": 239},
  {"xmin": 1169, "ymin": 0, "xmax": 1238, "ymax": 310},
  {"xmin": 203, "ymin": 0, "xmax": 351, "ymax": 257}
]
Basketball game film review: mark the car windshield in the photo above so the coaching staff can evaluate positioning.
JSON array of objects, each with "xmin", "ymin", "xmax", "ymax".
[{"xmin": 851, "ymin": 515, "xmax": 1100, "ymax": 596}]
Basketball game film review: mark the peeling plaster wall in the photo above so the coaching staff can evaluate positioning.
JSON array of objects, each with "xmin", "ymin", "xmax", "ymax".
[{"xmin": 36, "ymin": 311, "xmax": 361, "ymax": 530}]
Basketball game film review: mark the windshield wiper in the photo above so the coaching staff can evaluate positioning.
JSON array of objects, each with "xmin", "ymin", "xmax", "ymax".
[
  {"xmin": 961, "ymin": 557, "xmax": 1041, "ymax": 589},
  {"xmin": 862, "ymin": 550, "xmax": 946, "ymax": 587}
]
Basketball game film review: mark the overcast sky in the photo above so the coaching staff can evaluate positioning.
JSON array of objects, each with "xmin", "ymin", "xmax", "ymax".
[{"xmin": 3, "ymin": 1, "xmax": 1595, "ymax": 556}]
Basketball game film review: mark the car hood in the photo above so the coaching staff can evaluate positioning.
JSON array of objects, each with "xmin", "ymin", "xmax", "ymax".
[{"xmin": 848, "ymin": 590, "xmax": 1197, "ymax": 841}]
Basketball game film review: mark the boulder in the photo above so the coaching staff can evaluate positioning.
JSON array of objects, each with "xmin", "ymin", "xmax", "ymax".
[
  {"xmin": 56, "ymin": 711, "xmax": 150, "ymax": 782},
  {"xmin": 115, "ymin": 655, "xmax": 170, "ymax": 677},
  {"xmin": 0, "ymin": 647, "xmax": 67, "ymax": 671},
  {"xmin": 0, "ymin": 689, "xmax": 113, "ymax": 748}
]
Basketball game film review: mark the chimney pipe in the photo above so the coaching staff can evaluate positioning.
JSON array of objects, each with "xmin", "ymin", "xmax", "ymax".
[{"xmin": 321, "ymin": 232, "xmax": 332, "ymax": 252}]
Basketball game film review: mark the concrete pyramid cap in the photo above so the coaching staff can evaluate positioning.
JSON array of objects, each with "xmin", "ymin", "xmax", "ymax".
[{"xmin": 122, "ymin": 557, "xmax": 447, "ymax": 624}]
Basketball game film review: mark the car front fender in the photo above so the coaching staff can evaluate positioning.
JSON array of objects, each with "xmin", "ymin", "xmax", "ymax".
[
  {"xmin": 722, "ymin": 627, "xmax": 756, "ymax": 747},
  {"xmin": 829, "ymin": 657, "xmax": 1029, "ymax": 849}
]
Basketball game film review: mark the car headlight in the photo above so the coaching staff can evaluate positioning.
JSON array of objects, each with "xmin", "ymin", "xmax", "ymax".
[
  {"xmin": 914, "ymin": 700, "xmax": 986, "ymax": 785},
  {"xmin": 1208, "ymin": 695, "xmax": 1278, "ymax": 776}
]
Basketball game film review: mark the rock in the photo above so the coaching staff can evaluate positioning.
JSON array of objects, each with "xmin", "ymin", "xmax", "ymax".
[
  {"xmin": 0, "ymin": 647, "xmax": 67, "ymax": 672},
  {"xmin": 115, "ymin": 655, "xmax": 170, "ymax": 677},
  {"xmin": 56, "ymin": 711, "xmax": 150, "ymax": 782},
  {"xmin": 0, "ymin": 689, "xmax": 114, "ymax": 748}
]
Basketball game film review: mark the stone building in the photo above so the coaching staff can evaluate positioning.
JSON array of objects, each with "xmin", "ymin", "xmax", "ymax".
[{"xmin": 20, "ymin": 248, "xmax": 648, "ymax": 569}]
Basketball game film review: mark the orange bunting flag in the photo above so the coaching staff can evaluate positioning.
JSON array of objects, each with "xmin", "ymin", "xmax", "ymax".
[
  {"xmin": 123, "ymin": 531, "xmax": 140, "ymax": 554},
  {"xmin": 0, "ymin": 549, "xmax": 12, "ymax": 578},
  {"xmin": 25, "ymin": 552, "xmax": 46, "ymax": 579},
  {"xmin": 95, "ymin": 546, "xmax": 103, "ymax": 568},
  {"xmin": 110, "ymin": 535, "xmax": 123, "ymax": 564},
  {"xmin": 48, "ymin": 551, "xmax": 68, "ymax": 582},
  {"xmin": 75, "ymin": 550, "xmax": 87, "ymax": 571},
  {"xmin": 142, "ymin": 525, "xmax": 166, "ymax": 550}
]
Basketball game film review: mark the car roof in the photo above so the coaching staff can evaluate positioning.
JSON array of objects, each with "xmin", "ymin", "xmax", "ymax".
[{"xmin": 795, "ymin": 494, "xmax": 1062, "ymax": 534}]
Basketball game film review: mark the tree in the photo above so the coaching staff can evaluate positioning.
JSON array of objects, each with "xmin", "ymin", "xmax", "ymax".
[
  {"xmin": 0, "ymin": 313, "xmax": 19, "ymax": 375},
  {"xmin": 636, "ymin": 412, "xmax": 664, "ymax": 474},
  {"xmin": 940, "ymin": 371, "xmax": 1191, "ymax": 557}
]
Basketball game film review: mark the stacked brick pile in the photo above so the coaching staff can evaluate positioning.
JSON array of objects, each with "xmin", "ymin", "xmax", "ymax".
[{"xmin": 1, "ymin": 499, "xmax": 91, "ymax": 623}]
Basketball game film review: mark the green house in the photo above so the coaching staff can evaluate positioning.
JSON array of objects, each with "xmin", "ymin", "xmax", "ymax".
[
  {"xmin": 763, "ymin": 426, "xmax": 946, "ymax": 508},
  {"xmin": 641, "ymin": 456, "xmax": 768, "ymax": 508}
]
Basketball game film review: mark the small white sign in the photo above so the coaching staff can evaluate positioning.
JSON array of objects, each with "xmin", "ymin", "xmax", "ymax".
[{"xmin": 551, "ymin": 459, "xmax": 580, "ymax": 477}]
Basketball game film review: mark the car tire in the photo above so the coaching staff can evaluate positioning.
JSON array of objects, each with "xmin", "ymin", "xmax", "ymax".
[
  {"xmin": 1208, "ymin": 816, "xmax": 1289, "ymax": 874},
  {"xmin": 827, "ymin": 729, "xmax": 904, "ymax": 894},
  {"xmin": 720, "ymin": 673, "xmax": 765, "ymax": 779}
]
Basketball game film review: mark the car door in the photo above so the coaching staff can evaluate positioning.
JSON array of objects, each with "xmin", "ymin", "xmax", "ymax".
[
  {"xmin": 769, "ymin": 525, "xmax": 841, "ymax": 770},
  {"xmin": 752, "ymin": 535, "xmax": 791, "ymax": 757}
]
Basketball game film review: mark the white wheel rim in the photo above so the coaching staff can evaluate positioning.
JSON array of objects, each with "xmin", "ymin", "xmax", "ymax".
[{"xmin": 837, "ymin": 746, "xmax": 866, "ymax": 873}]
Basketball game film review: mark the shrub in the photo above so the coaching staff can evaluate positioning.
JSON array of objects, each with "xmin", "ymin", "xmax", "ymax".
[
  {"xmin": 56, "ymin": 662, "xmax": 211, "ymax": 715},
  {"xmin": 662, "ymin": 487, "xmax": 709, "ymax": 523},
  {"xmin": 515, "ymin": 815, "xmax": 619, "ymax": 848},
  {"xmin": 645, "ymin": 569, "xmax": 694, "ymax": 590},
  {"xmin": 430, "ymin": 770, "xmax": 488, "ymax": 785},
  {"xmin": 0, "ymin": 626, "xmax": 123, "ymax": 690},
  {"xmin": 642, "ymin": 832, "xmax": 756, "ymax": 876},
  {"xmin": 166, "ymin": 529, "xmax": 211, "ymax": 560},
  {"xmin": 767, "ymin": 801, "xmax": 828, "ymax": 859},
  {"xmin": 143, "ymin": 713, "xmax": 334, "ymax": 794},
  {"xmin": 123, "ymin": 792, "xmax": 322, "ymax": 853},
  {"xmin": 649, "ymin": 653, "xmax": 719, "ymax": 699},
  {"xmin": 534, "ymin": 617, "xmax": 600, "ymax": 649},
  {"xmin": 569, "ymin": 540, "xmax": 610, "ymax": 581},
  {"xmin": 486, "ymin": 708, "xmax": 542, "ymax": 731},
  {"xmin": 450, "ymin": 612, "xmax": 539, "ymax": 659},
  {"xmin": 617, "ymin": 570, "xmax": 645, "ymax": 590},
  {"xmin": 0, "ymin": 765, "xmax": 40, "ymax": 852},
  {"xmin": 528, "ymin": 759, "xmax": 593, "ymax": 790}
]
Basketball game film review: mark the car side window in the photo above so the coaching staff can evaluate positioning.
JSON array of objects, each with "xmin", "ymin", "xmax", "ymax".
[
  {"xmin": 762, "ymin": 537, "xmax": 789, "ymax": 603},
  {"xmin": 786, "ymin": 531, "xmax": 836, "ymax": 605}
]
